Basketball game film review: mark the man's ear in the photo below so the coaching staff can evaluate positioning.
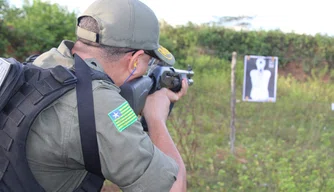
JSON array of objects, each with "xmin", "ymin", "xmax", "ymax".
[
  {"xmin": 127, "ymin": 50, "xmax": 144, "ymax": 72},
  {"xmin": 127, "ymin": 60, "xmax": 137, "ymax": 73}
]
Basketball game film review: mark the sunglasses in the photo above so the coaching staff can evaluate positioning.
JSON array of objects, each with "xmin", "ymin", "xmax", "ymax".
[{"xmin": 125, "ymin": 49, "xmax": 160, "ymax": 67}]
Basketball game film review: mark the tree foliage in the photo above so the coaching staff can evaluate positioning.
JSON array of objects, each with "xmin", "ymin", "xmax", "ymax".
[
  {"xmin": 160, "ymin": 22, "xmax": 334, "ymax": 74},
  {"xmin": 0, "ymin": 0, "xmax": 76, "ymax": 61},
  {"xmin": 2, "ymin": 1, "xmax": 334, "ymax": 74}
]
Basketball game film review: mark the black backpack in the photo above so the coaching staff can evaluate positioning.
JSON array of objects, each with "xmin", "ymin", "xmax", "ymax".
[{"xmin": 0, "ymin": 55, "xmax": 106, "ymax": 191}]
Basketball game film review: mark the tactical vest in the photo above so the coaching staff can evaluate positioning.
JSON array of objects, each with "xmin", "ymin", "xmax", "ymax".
[{"xmin": 0, "ymin": 55, "xmax": 110, "ymax": 191}]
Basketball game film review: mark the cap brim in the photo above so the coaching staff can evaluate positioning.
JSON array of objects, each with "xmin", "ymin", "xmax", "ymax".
[{"xmin": 152, "ymin": 45, "xmax": 175, "ymax": 66}]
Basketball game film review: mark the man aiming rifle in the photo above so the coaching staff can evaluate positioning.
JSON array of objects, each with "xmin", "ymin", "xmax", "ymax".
[{"xmin": 0, "ymin": 0, "xmax": 192, "ymax": 191}]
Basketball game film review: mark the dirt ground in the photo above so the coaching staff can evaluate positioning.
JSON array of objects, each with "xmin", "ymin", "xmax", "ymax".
[
  {"xmin": 278, "ymin": 62, "xmax": 308, "ymax": 81},
  {"xmin": 278, "ymin": 62, "xmax": 330, "ymax": 82}
]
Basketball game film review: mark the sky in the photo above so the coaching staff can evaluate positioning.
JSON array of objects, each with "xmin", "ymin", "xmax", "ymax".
[{"xmin": 8, "ymin": 0, "xmax": 334, "ymax": 36}]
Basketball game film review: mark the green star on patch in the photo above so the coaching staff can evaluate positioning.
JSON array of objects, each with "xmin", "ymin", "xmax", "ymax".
[{"xmin": 108, "ymin": 101, "xmax": 137, "ymax": 132}]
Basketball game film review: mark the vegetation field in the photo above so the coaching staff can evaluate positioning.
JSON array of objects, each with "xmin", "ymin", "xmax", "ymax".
[
  {"xmin": 2, "ymin": 1, "xmax": 334, "ymax": 191},
  {"xmin": 167, "ymin": 62, "xmax": 334, "ymax": 191}
]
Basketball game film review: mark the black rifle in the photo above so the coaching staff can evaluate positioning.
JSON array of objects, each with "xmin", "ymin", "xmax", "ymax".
[{"xmin": 120, "ymin": 64, "xmax": 194, "ymax": 131}]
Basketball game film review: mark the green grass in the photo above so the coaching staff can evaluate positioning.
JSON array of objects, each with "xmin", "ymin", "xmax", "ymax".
[{"xmin": 168, "ymin": 64, "xmax": 334, "ymax": 192}]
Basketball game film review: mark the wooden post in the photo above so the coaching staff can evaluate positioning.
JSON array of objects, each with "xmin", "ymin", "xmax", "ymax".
[{"xmin": 230, "ymin": 52, "xmax": 237, "ymax": 155}]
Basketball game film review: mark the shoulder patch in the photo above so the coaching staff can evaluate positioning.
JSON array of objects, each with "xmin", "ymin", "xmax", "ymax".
[{"xmin": 108, "ymin": 101, "xmax": 137, "ymax": 132}]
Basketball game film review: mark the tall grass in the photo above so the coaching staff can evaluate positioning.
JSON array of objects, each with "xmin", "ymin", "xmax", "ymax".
[{"xmin": 168, "ymin": 60, "xmax": 334, "ymax": 191}]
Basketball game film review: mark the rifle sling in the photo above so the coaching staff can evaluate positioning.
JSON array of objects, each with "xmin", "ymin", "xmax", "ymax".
[{"xmin": 74, "ymin": 54, "xmax": 104, "ymax": 179}]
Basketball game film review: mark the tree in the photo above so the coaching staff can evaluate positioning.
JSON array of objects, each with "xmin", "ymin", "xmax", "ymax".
[
  {"xmin": 1, "ymin": 0, "xmax": 77, "ymax": 60},
  {"xmin": 0, "ymin": 0, "xmax": 19, "ymax": 57}
]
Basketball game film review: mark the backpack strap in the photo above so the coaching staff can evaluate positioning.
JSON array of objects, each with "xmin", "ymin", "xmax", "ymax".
[{"xmin": 74, "ymin": 54, "xmax": 104, "ymax": 179}]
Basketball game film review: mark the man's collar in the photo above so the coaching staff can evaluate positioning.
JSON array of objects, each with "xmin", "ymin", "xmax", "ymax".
[
  {"xmin": 57, "ymin": 40, "xmax": 75, "ymax": 58},
  {"xmin": 57, "ymin": 40, "xmax": 105, "ymax": 73}
]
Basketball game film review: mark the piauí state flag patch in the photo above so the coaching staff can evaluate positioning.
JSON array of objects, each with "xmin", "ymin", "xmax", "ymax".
[{"xmin": 108, "ymin": 101, "xmax": 137, "ymax": 132}]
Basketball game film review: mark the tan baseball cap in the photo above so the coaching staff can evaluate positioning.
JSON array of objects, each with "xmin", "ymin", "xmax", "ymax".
[{"xmin": 76, "ymin": 0, "xmax": 175, "ymax": 65}]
